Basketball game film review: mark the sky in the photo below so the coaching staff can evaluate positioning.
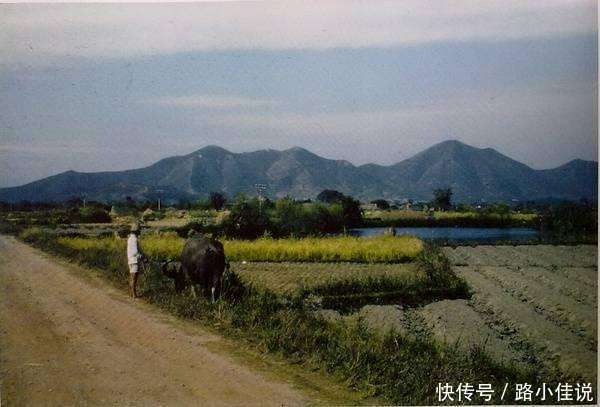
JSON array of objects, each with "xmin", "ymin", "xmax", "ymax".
[{"xmin": 0, "ymin": 0, "xmax": 598, "ymax": 187}]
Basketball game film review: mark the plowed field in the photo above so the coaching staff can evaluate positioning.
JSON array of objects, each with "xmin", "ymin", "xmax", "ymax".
[{"xmin": 441, "ymin": 245, "xmax": 597, "ymax": 381}]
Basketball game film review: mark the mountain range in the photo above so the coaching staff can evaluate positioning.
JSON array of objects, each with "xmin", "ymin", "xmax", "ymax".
[{"xmin": 0, "ymin": 140, "xmax": 596, "ymax": 203}]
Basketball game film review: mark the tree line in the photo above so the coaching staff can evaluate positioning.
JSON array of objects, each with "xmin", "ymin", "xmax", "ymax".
[{"xmin": 1, "ymin": 188, "xmax": 597, "ymax": 239}]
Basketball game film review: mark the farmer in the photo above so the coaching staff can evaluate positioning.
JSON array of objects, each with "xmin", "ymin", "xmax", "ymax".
[{"xmin": 127, "ymin": 222, "xmax": 144, "ymax": 298}]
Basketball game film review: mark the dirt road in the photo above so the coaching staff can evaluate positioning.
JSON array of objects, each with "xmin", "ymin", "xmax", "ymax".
[{"xmin": 0, "ymin": 236, "xmax": 309, "ymax": 406}]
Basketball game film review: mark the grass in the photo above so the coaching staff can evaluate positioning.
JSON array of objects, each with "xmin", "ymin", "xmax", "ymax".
[
  {"xmin": 19, "ymin": 228, "xmax": 130, "ymax": 285},
  {"xmin": 365, "ymin": 209, "xmax": 536, "ymax": 221},
  {"xmin": 363, "ymin": 209, "xmax": 538, "ymax": 228},
  {"xmin": 141, "ymin": 234, "xmax": 423, "ymax": 263},
  {"xmin": 17, "ymin": 227, "xmax": 551, "ymax": 404},
  {"xmin": 234, "ymin": 261, "xmax": 470, "ymax": 312},
  {"xmin": 141, "ymin": 281, "xmax": 535, "ymax": 404},
  {"xmin": 365, "ymin": 209, "xmax": 427, "ymax": 220}
]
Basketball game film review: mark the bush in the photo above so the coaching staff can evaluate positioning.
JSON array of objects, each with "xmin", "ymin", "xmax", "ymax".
[
  {"xmin": 19, "ymin": 227, "xmax": 48, "ymax": 244},
  {"xmin": 340, "ymin": 196, "xmax": 363, "ymax": 227},
  {"xmin": 308, "ymin": 203, "xmax": 345, "ymax": 234},
  {"xmin": 208, "ymin": 192, "xmax": 227, "ymax": 211},
  {"xmin": 222, "ymin": 195, "xmax": 271, "ymax": 239},
  {"xmin": 416, "ymin": 243, "xmax": 470, "ymax": 297},
  {"xmin": 363, "ymin": 209, "xmax": 538, "ymax": 228},
  {"xmin": 78, "ymin": 207, "xmax": 112, "ymax": 223},
  {"xmin": 271, "ymin": 199, "xmax": 345, "ymax": 237},
  {"xmin": 541, "ymin": 202, "xmax": 597, "ymax": 236},
  {"xmin": 432, "ymin": 188, "xmax": 452, "ymax": 211},
  {"xmin": 316, "ymin": 189, "xmax": 346, "ymax": 204}
]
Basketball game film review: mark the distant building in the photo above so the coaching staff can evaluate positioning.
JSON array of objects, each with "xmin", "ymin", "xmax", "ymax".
[{"xmin": 360, "ymin": 203, "xmax": 378, "ymax": 211}]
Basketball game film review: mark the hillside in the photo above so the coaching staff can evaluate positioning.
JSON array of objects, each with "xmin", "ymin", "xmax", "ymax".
[{"xmin": 0, "ymin": 140, "xmax": 596, "ymax": 203}]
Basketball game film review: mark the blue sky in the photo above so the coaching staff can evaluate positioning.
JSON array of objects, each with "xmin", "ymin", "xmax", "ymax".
[{"xmin": 0, "ymin": 1, "xmax": 597, "ymax": 187}]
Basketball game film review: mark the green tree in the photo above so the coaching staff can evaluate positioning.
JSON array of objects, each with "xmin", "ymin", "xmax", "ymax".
[
  {"xmin": 316, "ymin": 189, "xmax": 346, "ymax": 204},
  {"xmin": 541, "ymin": 202, "xmax": 597, "ymax": 235},
  {"xmin": 303, "ymin": 203, "xmax": 344, "ymax": 234},
  {"xmin": 78, "ymin": 207, "xmax": 111, "ymax": 223},
  {"xmin": 208, "ymin": 192, "xmax": 227, "ymax": 210},
  {"xmin": 432, "ymin": 188, "xmax": 453, "ymax": 211},
  {"xmin": 483, "ymin": 202, "xmax": 511, "ymax": 226},
  {"xmin": 455, "ymin": 203, "xmax": 474, "ymax": 213},
  {"xmin": 273, "ymin": 197, "xmax": 303, "ymax": 236},
  {"xmin": 195, "ymin": 198, "xmax": 211, "ymax": 210},
  {"xmin": 340, "ymin": 196, "xmax": 363, "ymax": 227},
  {"xmin": 223, "ymin": 194, "xmax": 270, "ymax": 239}
]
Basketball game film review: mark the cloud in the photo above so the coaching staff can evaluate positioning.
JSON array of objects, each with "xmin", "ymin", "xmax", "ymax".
[
  {"xmin": 206, "ymin": 80, "xmax": 594, "ymax": 133},
  {"xmin": 143, "ymin": 95, "xmax": 278, "ymax": 109},
  {"xmin": 201, "ymin": 79, "xmax": 597, "ymax": 167},
  {"xmin": 0, "ymin": 142, "xmax": 114, "ymax": 155},
  {"xmin": 1, "ymin": 1, "xmax": 596, "ymax": 67}
]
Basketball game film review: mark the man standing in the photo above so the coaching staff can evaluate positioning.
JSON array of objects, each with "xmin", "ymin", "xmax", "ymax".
[{"xmin": 127, "ymin": 222, "xmax": 143, "ymax": 298}]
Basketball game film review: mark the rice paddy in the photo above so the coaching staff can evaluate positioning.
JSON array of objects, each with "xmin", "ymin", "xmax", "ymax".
[
  {"xmin": 233, "ymin": 261, "xmax": 420, "ymax": 295},
  {"xmin": 140, "ymin": 234, "xmax": 424, "ymax": 263}
]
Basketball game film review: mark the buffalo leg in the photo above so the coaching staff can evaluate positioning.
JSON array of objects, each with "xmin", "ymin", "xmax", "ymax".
[
  {"xmin": 174, "ymin": 275, "xmax": 186, "ymax": 293},
  {"xmin": 211, "ymin": 275, "xmax": 221, "ymax": 302}
]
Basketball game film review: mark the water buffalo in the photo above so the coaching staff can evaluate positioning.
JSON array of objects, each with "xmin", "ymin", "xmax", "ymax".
[{"xmin": 164, "ymin": 236, "xmax": 228, "ymax": 302}]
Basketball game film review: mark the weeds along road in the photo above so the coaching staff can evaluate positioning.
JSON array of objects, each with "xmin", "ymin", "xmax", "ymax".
[{"xmin": 0, "ymin": 235, "xmax": 308, "ymax": 406}]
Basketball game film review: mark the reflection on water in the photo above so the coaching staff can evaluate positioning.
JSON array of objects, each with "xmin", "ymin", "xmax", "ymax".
[{"xmin": 351, "ymin": 227, "xmax": 540, "ymax": 243}]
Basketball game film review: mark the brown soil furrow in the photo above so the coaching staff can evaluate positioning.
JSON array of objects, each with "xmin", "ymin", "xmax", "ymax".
[
  {"xmin": 550, "ymin": 266, "xmax": 598, "ymax": 288},
  {"xmin": 482, "ymin": 246, "xmax": 541, "ymax": 266},
  {"xmin": 442, "ymin": 248, "xmax": 469, "ymax": 265},
  {"xmin": 418, "ymin": 299, "xmax": 530, "ymax": 368},
  {"xmin": 474, "ymin": 246, "xmax": 516, "ymax": 266},
  {"xmin": 455, "ymin": 266, "xmax": 596, "ymax": 382},
  {"xmin": 475, "ymin": 266, "xmax": 597, "ymax": 347},
  {"xmin": 517, "ymin": 245, "xmax": 596, "ymax": 268},
  {"xmin": 511, "ymin": 266, "xmax": 597, "ymax": 307},
  {"xmin": 448, "ymin": 246, "xmax": 493, "ymax": 266}
]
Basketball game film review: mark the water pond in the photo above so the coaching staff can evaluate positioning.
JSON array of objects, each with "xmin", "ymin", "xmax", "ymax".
[{"xmin": 351, "ymin": 226, "xmax": 540, "ymax": 243}]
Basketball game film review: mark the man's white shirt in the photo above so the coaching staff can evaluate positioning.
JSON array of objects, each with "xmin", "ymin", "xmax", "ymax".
[{"xmin": 127, "ymin": 234, "xmax": 139, "ymax": 265}]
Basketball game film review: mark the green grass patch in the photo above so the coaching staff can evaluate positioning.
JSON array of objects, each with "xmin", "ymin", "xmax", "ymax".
[
  {"xmin": 234, "ymin": 262, "xmax": 418, "ymax": 295},
  {"xmin": 234, "ymin": 261, "xmax": 470, "ymax": 313},
  {"xmin": 364, "ymin": 209, "xmax": 538, "ymax": 228}
]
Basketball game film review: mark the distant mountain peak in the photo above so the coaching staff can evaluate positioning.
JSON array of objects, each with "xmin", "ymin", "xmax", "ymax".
[
  {"xmin": 285, "ymin": 146, "xmax": 312, "ymax": 154},
  {"xmin": 554, "ymin": 158, "xmax": 597, "ymax": 170},
  {"xmin": 194, "ymin": 145, "xmax": 232, "ymax": 155},
  {"xmin": 0, "ymin": 140, "xmax": 596, "ymax": 203},
  {"xmin": 437, "ymin": 139, "xmax": 467, "ymax": 147},
  {"xmin": 565, "ymin": 158, "xmax": 590, "ymax": 165}
]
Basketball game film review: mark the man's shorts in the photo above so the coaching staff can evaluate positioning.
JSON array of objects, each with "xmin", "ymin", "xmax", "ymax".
[{"xmin": 129, "ymin": 263, "xmax": 139, "ymax": 274}]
